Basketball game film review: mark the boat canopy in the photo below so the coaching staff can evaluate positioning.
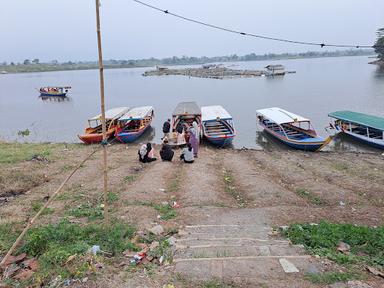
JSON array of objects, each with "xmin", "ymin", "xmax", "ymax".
[
  {"xmin": 202, "ymin": 105, "xmax": 232, "ymax": 122},
  {"xmin": 329, "ymin": 110, "xmax": 384, "ymax": 131},
  {"xmin": 173, "ymin": 102, "xmax": 201, "ymax": 116},
  {"xmin": 256, "ymin": 107, "xmax": 310, "ymax": 125},
  {"xmin": 89, "ymin": 107, "xmax": 129, "ymax": 121},
  {"xmin": 119, "ymin": 106, "xmax": 154, "ymax": 121}
]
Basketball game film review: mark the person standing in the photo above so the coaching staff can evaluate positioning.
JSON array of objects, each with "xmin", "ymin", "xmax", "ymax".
[
  {"xmin": 188, "ymin": 126, "xmax": 199, "ymax": 157},
  {"xmin": 192, "ymin": 120, "xmax": 200, "ymax": 143},
  {"xmin": 162, "ymin": 119, "xmax": 171, "ymax": 139}
]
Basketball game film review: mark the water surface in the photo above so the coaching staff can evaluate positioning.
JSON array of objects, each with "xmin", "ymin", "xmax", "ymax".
[{"xmin": 0, "ymin": 56, "xmax": 383, "ymax": 151}]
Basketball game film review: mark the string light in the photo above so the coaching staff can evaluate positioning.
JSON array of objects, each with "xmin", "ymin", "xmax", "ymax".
[{"xmin": 133, "ymin": 0, "xmax": 381, "ymax": 49}]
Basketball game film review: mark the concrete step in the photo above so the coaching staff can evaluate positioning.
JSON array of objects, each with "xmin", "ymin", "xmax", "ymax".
[
  {"xmin": 179, "ymin": 224, "xmax": 271, "ymax": 239},
  {"xmin": 175, "ymin": 237, "xmax": 290, "ymax": 248},
  {"xmin": 174, "ymin": 243, "xmax": 305, "ymax": 259},
  {"xmin": 173, "ymin": 256, "xmax": 316, "ymax": 281}
]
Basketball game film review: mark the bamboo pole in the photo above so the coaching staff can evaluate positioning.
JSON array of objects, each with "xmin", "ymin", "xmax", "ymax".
[
  {"xmin": 0, "ymin": 150, "xmax": 97, "ymax": 268},
  {"xmin": 95, "ymin": 0, "xmax": 109, "ymax": 224}
]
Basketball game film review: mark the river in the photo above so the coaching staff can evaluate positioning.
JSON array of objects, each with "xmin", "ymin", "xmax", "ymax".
[{"xmin": 0, "ymin": 56, "xmax": 383, "ymax": 151}]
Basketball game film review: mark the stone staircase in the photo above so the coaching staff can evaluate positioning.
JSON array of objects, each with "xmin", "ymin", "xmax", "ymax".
[{"xmin": 172, "ymin": 213, "xmax": 319, "ymax": 286}]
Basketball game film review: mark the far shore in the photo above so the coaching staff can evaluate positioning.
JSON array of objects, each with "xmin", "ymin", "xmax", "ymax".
[{"xmin": 0, "ymin": 52, "xmax": 375, "ymax": 75}]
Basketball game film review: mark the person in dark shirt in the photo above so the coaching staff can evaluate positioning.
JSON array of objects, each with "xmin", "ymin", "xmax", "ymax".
[
  {"xmin": 162, "ymin": 119, "xmax": 171, "ymax": 139},
  {"xmin": 160, "ymin": 138, "xmax": 174, "ymax": 161}
]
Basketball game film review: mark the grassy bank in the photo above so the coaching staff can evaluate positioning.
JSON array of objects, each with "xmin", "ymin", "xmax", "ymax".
[{"xmin": 282, "ymin": 222, "xmax": 384, "ymax": 283}]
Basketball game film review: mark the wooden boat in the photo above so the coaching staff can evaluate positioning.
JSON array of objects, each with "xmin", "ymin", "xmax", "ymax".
[
  {"xmin": 39, "ymin": 86, "xmax": 71, "ymax": 97},
  {"xmin": 115, "ymin": 106, "xmax": 154, "ymax": 143},
  {"xmin": 78, "ymin": 107, "xmax": 129, "ymax": 144},
  {"xmin": 328, "ymin": 110, "xmax": 384, "ymax": 149},
  {"xmin": 167, "ymin": 102, "xmax": 201, "ymax": 147},
  {"xmin": 256, "ymin": 107, "xmax": 330, "ymax": 151},
  {"xmin": 201, "ymin": 105, "xmax": 235, "ymax": 147}
]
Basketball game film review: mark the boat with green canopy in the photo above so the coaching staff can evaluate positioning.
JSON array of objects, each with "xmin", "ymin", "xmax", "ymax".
[{"xmin": 328, "ymin": 110, "xmax": 384, "ymax": 149}]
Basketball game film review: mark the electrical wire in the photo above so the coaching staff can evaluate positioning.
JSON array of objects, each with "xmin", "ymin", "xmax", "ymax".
[{"xmin": 133, "ymin": 0, "xmax": 380, "ymax": 49}]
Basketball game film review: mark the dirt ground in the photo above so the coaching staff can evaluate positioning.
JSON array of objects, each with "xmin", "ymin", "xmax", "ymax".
[{"xmin": 1, "ymin": 143, "xmax": 383, "ymax": 287}]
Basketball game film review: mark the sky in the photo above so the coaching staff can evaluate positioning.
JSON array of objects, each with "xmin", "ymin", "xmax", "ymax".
[{"xmin": 1, "ymin": 0, "xmax": 383, "ymax": 62}]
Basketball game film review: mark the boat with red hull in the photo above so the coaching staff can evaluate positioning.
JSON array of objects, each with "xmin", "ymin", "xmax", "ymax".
[{"xmin": 78, "ymin": 107, "xmax": 129, "ymax": 144}]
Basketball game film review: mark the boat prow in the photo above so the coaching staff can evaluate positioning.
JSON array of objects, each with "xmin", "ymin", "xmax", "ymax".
[
  {"xmin": 115, "ymin": 106, "xmax": 154, "ymax": 143},
  {"xmin": 79, "ymin": 107, "xmax": 129, "ymax": 144},
  {"xmin": 256, "ymin": 107, "xmax": 329, "ymax": 151},
  {"xmin": 328, "ymin": 110, "xmax": 384, "ymax": 149},
  {"xmin": 202, "ymin": 105, "xmax": 236, "ymax": 147}
]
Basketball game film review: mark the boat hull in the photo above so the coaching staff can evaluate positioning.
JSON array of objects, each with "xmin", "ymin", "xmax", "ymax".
[
  {"xmin": 78, "ymin": 130, "xmax": 114, "ymax": 144},
  {"xmin": 205, "ymin": 135, "xmax": 234, "ymax": 147},
  {"xmin": 116, "ymin": 125, "xmax": 150, "ymax": 143},
  {"xmin": 40, "ymin": 92, "xmax": 67, "ymax": 97},
  {"xmin": 336, "ymin": 128, "xmax": 384, "ymax": 149},
  {"xmin": 261, "ymin": 123, "xmax": 324, "ymax": 152}
]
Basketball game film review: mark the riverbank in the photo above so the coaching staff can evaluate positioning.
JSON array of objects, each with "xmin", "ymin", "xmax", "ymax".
[
  {"xmin": 0, "ymin": 51, "xmax": 374, "ymax": 74},
  {"xmin": 0, "ymin": 142, "xmax": 383, "ymax": 287}
]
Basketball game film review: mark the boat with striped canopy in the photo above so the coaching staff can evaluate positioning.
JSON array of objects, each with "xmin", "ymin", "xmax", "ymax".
[
  {"xmin": 115, "ymin": 106, "xmax": 154, "ymax": 143},
  {"xmin": 39, "ymin": 86, "xmax": 71, "ymax": 97},
  {"xmin": 202, "ymin": 105, "xmax": 235, "ymax": 147},
  {"xmin": 78, "ymin": 107, "xmax": 129, "ymax": 144},
  {"xmin": 328, "ymin": 110, "xmax": 384, "ymax": 149},
  {"xmin": 256, "ymin": 107, "xmax": 330, "ymax": 151}
]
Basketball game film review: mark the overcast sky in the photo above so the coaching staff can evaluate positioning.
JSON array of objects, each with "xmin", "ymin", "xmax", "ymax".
[{"xmin": 1, "ymin": 0, "xmax": 383, "ymax": 62}]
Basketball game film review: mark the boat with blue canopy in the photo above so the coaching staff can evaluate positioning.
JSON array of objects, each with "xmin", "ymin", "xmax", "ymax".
[
  {"xmin": 202, "ymin": 105, "xmax": 235, "ymax": 147},
  {"xmin": 115, "ymin": 106, "xmax": 154, "ymax": 143},
  {"xmin": 256, "ymin": 107, "xmax": 330, "ymax": 151},
  {"xmin": 328, "ymin": 110, "xmax": 384, "ymax": 149}
]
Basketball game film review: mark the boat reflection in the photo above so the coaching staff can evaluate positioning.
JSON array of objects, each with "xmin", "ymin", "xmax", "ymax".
[
  {"xmin": 255, "ymin": 130, "xmax": 288, "ymax": 151},
  {"xmin": 39, "ymin": 96, "xmax": 71, "ymax": 102}
]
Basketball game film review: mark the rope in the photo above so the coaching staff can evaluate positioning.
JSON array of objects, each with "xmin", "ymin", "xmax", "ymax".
[{"xmin": 133, "ymin": 0, "xmax": 382, "ymax": 49}]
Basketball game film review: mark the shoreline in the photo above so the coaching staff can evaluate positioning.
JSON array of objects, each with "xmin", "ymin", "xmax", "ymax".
[
  {"xmin": 0, "ymin": 53, "xmax": 375, "ymax": 75},
  {"xmin": 1, "ymin": 142, "xmax": 383, "ymax": 287}
]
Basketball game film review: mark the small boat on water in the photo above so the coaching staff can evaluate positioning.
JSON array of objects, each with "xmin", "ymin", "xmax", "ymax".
[
  {"xmin": 328, "ymin": 110, "xmax": 384, "ymax": 149},
  {"xmin": 78, "ymin": 107, "xmax": 129, "ymax": 144},
  {"xmin": 256, "ymin": 107, "xmax": 330, "ymax": 151},
  {"xmin": 201, "ymin": 105, "xmax": 235, "ymax": 147},
  {"xmin": 39, "ymin": 86, "xmax": 71, "ymax": 97},
  {"xmin": 167, "ymin": 102, "xmax": 202, "ymax": 146},
  {"xmin": 115, "ymin": 106, "xmax": 154, "ymax": 143}
]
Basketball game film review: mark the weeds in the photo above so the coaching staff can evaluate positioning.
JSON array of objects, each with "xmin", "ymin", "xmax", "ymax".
[
  {"xmin": 0, "ymin": 143, "xmax": 52, "ymax": 164},
  {"xmin": 153, "ymin": 203, "xmax": 177, "ymax": 220},
  {"xmin": 31, "ymin": 201, "xmax": 54, "ymax": 215},
  {"xmin": 305, "ymin": 271, "xmax": 360, "ymax": 284},
  {"xmin": 66, "ymin": 203, "xmax": 103, "ymax": 220},
  {"xmin": 223, "ymin": 168, "xmax": 247, "ymax": 207},
  {"xmin": 124, "ymin": 201, "xmax": 177, "ymax": 220},
  {"xmin": 295, "ymin": 188, "xmax": 327, "ymax": 205},
  {"xmin": 167, "ymin": 166, "xmax": 183, "ymax": 193},
  {"xmin": 22, "ymin": 220, "xmax": 134, "ymax": 283},
  {"xmin": 123, "ymin": 175, "xmax": 137, "ymax": 184},
  {"xmin": 283, "ymin": 222, "xmax": 384, "ymax": 268},
  {"xmin": 200, "ymin": 279, "xmax": 237, "ymax": 288}
]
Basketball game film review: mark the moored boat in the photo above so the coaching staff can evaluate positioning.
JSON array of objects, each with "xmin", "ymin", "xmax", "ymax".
[
  {"xmin": 256, "ymin": 107, "xmax": 330, "ymax": 151},
  {"xmin": 201, "ymin": 105, "xmax": 235, "ymax": 147},
  {"xmin": 78, "ymin": 107, "xmax": 129, "ymax": 144},
  {"xmin": 115, "ymin": 106, "xmax": 154, "ymax": 143},
  {"xmin": 328, "ymin": 110, "xmax": 384, "ymax": 149},
  {"xmin": 39, "ymin": 86, "xmax": 71, "ymax": 97},
  {"xmin": 167, "ymin": 102, "xmax": 202, "ymax": 147}
]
